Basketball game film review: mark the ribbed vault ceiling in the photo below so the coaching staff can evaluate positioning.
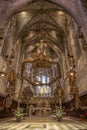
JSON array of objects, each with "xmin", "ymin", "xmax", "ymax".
[
  {"xmin": 14, "ymin": 0, "xmax": 68, "ymax": 55},
  {"xmin": 5, "ymin": 0, "xmax": 74, "ymax": 100},
  {"xmin": 81, "ymin": 0, "xmax": 87, "ymax": 9}
]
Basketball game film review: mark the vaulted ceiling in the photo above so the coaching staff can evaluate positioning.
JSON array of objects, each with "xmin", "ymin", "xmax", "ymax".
[
  {"xmin": 12, "ymin": 0, "xmax": 70, "ymax": 99},
  {"xmin": 81, "ymin": 0, "xmax": 87, "ymax": 15},
  {"xmin": 14, "ymin": 0, "xmax": 69, "ymax": 56}
]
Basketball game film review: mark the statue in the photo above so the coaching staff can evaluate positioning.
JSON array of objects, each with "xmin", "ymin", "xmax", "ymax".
[
  {"xmin": 71, "ymin": 87, "xmax": 81, "ymax": 110},
  {"xmin": 6, "ymin": 70, "xmax": 17, "ymax": 97},
  {"xmin": 67, "ymin": 55, "xmax": 81, "ymax": 110},
  {"xmin": 8, "ymin": 69, "xmax": 17, "ymax": 86},
  {"xmin": 54, "ymin": 86, "xmax": 65, "ymax": 109}
]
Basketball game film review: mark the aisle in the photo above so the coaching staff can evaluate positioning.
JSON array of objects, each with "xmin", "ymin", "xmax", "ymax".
[{"xmin": 0, "ymin": 116, "xmax": 87, "ymax": 130}]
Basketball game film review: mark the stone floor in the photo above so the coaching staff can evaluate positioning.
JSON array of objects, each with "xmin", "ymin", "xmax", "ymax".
[{"xmin": 0, "ymin": 116, "xmax": 87, "ymax": 130}]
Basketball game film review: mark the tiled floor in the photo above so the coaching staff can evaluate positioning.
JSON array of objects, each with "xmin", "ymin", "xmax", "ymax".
[{"xmin": 0, "ymin": 116, "xmax": 87, "ymax": 130}]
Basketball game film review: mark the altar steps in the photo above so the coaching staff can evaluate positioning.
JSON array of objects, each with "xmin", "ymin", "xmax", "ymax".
[{"xmin": 25, "ymin": 116, "xmax": 54, "ymax": 122}]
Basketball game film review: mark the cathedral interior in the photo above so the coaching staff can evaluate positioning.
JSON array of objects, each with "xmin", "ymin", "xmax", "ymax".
[{"xmin": 0, "ymin": 0, "xmax": 87, "ymax": 130}]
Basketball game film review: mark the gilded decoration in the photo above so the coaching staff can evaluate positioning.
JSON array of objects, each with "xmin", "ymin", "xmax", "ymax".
[
  {"xmin": 67, "ymin": 55, "xmax": 81, "ymax": 110},
  {"xmin": 37, "ymin": 99, "xmax": 50, "ymax": 108},
  {"xmin": 22, "ymin": 40, "xmax": 60, "ymax": 69},
  {"xmin": 22, "ymin": 40, "xmax": 61, "ymax": 86},
  {"xmin": 20, "ymin": 40, "xmax": 61, "ymax": 99},
  {"xmin": 6, "ymin": 70, "xmax": 17, "ymax": 97}
]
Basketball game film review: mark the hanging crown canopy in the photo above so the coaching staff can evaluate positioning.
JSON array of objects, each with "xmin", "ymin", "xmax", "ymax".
[{"xmin": 23, "ymin": 40, "xmax": 59, "ymax": 68}]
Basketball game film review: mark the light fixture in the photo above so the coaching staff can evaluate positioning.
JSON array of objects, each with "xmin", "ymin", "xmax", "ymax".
[
  {"xmin": 68, "ymin": 54, "xmax": 75, "ymax": 69},
  {"xmin": 0, "ymin": 67, "xmax": 7, "ymax": 76},
  {"xmin": 21, "ymin": 11, "xmax": 27, "ymax": 17},
  {"xmin": 0, "ymin": 59, "xmax": 7, "ymax": 77},
  {"xmin": 0, "ymin": 71, "xmax": 6, "ymax": 77}
]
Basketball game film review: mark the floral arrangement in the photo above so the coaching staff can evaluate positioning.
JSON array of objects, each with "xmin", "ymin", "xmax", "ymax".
[
  {"xmin": 14, "ymin": 107, "xmax": 24, "ymax": 122},
  {"xmin": 55, "ymin": 107, "xmax": 64, "ymax": 121}
]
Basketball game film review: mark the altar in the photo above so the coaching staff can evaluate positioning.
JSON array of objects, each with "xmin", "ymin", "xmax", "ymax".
[
  {"xmin": 29, "ymin": 99, "xmax": 51, "ymax": 116},
  {"xmin": 29, "ymin": 107, "xmax": 51, "ymax": 116}
]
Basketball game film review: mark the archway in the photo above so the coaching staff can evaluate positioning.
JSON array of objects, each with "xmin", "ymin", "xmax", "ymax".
[{"xmin": 0, "ymin": 0, "xmax": 82, "ymax": 27}]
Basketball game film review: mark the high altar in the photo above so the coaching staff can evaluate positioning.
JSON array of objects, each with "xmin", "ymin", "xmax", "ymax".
[{"xmin": 29, "ymin": 99, "xmax": 51, "ymax": 116}]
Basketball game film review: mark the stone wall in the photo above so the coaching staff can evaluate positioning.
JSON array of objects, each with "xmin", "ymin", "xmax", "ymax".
[
  {"xmin": 0, "ymin": 56, "xmax": 6, "ymax": 95},
  {"xmin": 77, "ymin": 51, "xmax": 87, "ymax": 94}
]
